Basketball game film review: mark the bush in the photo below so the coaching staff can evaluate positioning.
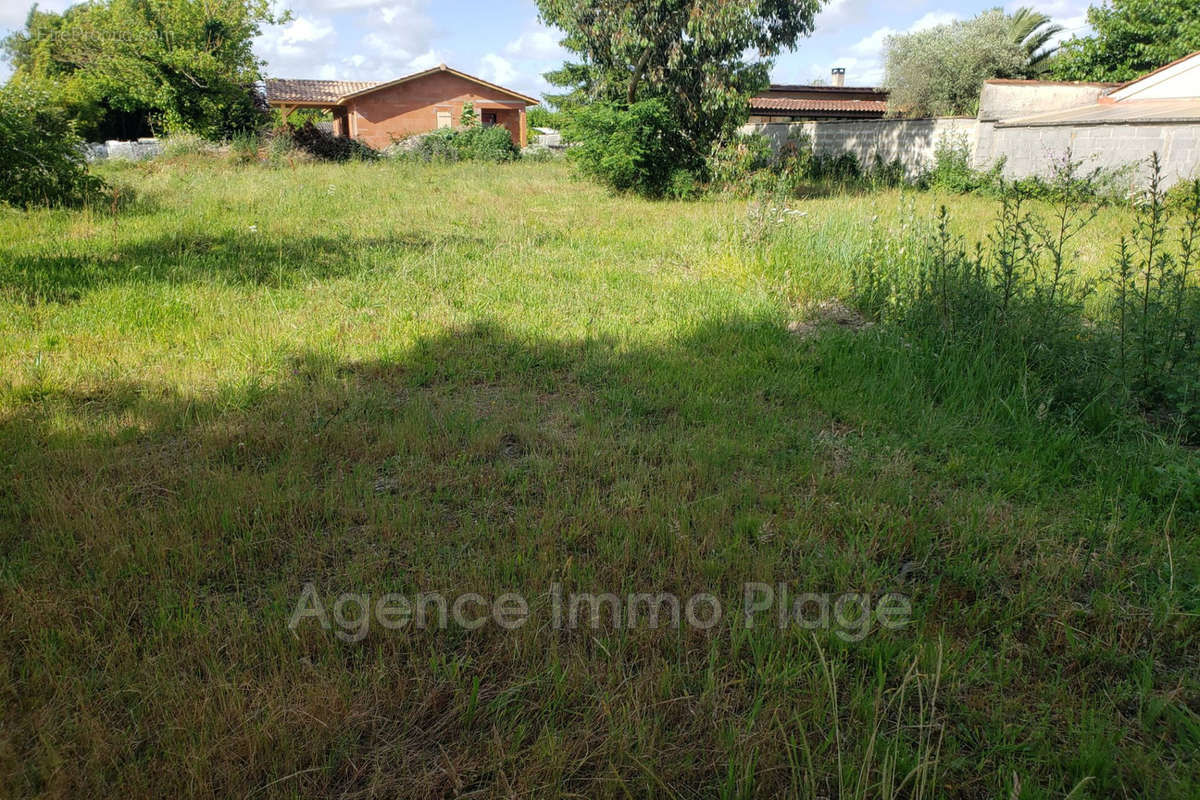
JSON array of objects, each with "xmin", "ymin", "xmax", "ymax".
[
  {"xmin": 289, "ymin": 121, "xmax": 379, "ymax": 162},
  {"xmin": 707, "ymin": 133, "xmax": 775, "ymax": 194},
  {"xmin": 527, "ymin": 105, "xmax": 564, "ymax": 131},
  {"xmin": 924, "ymin": 132, "xmax": 1004, "ymax": 194},
  {"xmin": 391, "ymin": 125, "xmax": 519, "ymax": 164},
  {"xmin": 454, "ymin": 124, "xmax": 519, "ymax": 163},
  {"xmin": 0, "ymin": 85, "xmax": 104, "ymax": 208},
  {"xmin": 563, "ymin": 99, "xmax": 701, "ymax": 198}
]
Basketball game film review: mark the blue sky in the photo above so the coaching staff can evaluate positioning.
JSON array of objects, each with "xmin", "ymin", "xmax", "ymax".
[{"xmin": 0, "ymin": 0, "xmax": 1094, "ymax": 99}]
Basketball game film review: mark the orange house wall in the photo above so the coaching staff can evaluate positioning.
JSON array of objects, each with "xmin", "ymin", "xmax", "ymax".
[{"xmin": 347, "ymin": 72, "xmax": 528, "ymax": 149}]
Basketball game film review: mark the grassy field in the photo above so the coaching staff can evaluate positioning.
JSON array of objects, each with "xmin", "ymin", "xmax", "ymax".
[{"xmin": 1, "ymin": 158, "xmax": 1196, "ymax": 798}]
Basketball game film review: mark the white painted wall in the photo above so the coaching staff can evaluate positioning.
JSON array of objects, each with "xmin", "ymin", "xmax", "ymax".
[{"xmin": 1110, "ymin": 53, "xmax": 1200, "ymax": 101}]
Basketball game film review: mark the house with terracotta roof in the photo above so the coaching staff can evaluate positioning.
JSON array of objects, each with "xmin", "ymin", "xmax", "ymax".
[
  {"xmin": 748, "ymin": 69, "xmax": 889, "ymax": 122},
  {"xmin": 265, "ymin": 64, "xmax": 539, "ymax": 149}
]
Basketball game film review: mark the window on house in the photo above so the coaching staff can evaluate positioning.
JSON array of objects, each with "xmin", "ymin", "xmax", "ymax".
[
  {"xmin": 436, "ymin": 111, "xmax": 452, "ymax": 129},
  {"xmin": 481, "ymin": 112, "xmax": 498, "ymax": 127}
]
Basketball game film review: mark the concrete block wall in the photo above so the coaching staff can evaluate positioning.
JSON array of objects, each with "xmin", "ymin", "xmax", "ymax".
[
  {"xmin": 977, "ymin": 122, "xmax": 1200, "ymax": 188},
  {"xmin": 744, "ymin": 115, "xmax": 1200, "ymax": 189},
  {"xmin": 742, "ymin": 118, "xmax": 977, "ymax": 178}
]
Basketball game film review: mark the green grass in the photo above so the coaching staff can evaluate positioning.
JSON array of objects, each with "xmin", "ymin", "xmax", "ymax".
[{"xmin": 1, "ymin": 158, "xmax": 1196, "ymax": 798}]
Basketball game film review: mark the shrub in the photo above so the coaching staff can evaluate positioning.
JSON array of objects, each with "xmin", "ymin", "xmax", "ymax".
[
  {"xmin": 924, "ymin": 132, "xmax": 1004, "ymax": 194},
  {"xmin": 289, "ymin": 121, "xmax": 378, "ymax": 162},
  {"xmin": 527, "ymin": 105, "xmax": 564, "ymax": 131},
  {"xmin": 562, "ymin": 99, "xmax": 701, "ymax": 198},
  {"xmin": 707, "ymin": 133, "xmax": 775, "ymax": 194},
  {"xmin": 391, "ymin": 125, "xmax": 519, "ymax": 164},
  {"xmin": 454, "ymin": 124, "xmax": 519, "ymax": 163},
  {"xmin": 0, "ymin": 84, "xmax": 104, "ymax": 208}
]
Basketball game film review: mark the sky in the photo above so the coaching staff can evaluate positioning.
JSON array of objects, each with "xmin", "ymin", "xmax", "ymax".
[{"xmin": 0, "ymin": 0, "xmax": 1095, "ymax": 101}]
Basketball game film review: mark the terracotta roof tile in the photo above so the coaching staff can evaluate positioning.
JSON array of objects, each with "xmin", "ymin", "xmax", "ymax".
[
  {"xmin": 749, "ymin": 97, "xmax": 889, "ymax": 114},
  {"xmin": 265, "ymin": 79, "xmax": 383, "ymax": 104}
]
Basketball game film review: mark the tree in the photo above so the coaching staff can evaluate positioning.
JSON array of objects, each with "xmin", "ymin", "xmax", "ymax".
[
  {"xmin": 0, "ymin": 84, "xmax": 104, "ymax": 207},
  {"xmin": 2, "ymin": 0, "xmax": 283, "ymax": 140},
  {"xmin": 1007, "ymin": 7, "xmax": 1063, "ymax": 75},
  {"xmin": 1052, "ymin": 0, "xmax": 1200, "ymax": 82},
  {"xmin": 536, "ymin": 0, "xmax": 822, "ymax": 159},
  {"xmin": 884, "ymin": 10, "xmax": 1034, "ymax": 117}
]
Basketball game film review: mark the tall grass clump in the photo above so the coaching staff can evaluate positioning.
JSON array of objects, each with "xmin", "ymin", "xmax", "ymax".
[
  {"xmin": 159, "ymin": 132, "xmax": 217, "ymax": 158},
  {"xmin": 851, "ymin": 154, "xmax": 1200, "ymax": 444}
]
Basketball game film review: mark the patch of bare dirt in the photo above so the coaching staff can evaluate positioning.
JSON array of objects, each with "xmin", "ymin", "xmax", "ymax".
[{"xmin": 787, "ymin": 299, "xmax": 873, "ymax": 339}]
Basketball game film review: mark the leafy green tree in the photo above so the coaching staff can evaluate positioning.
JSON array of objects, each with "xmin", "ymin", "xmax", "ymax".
[
  {"xmin": 884, "ymin": 9, "xmax": 1033, "ymax": 117},
  {"xmin": 3, "ymin": 0, "xmax": 283, "ymax": 140},
  {"xmin": 0, "ymin": 84, "xmax": 104, "ymax": 207},
  {"xmin": 1052, "ymin": 0, "xmax": 1200, "ymax": 82},
  {"xmin": 563, "ymin": 99, "xmax": 698, "ymax": 197},
  {"xmin": 536, "ymin": 0, "xmax": 822, "ymax": 158}
]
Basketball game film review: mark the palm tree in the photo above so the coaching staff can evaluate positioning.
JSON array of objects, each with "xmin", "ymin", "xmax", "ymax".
[{"xmin": 1008, "ymin": 7, "xmax": 1064, "ymax": 76}]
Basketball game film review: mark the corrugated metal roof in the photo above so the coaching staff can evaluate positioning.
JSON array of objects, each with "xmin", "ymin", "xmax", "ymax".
[
  {"xmin": 265, "ymin": 79, "xmax": 383, "ymax": 104},
  {"xmin": 998, "ymin": 98, "xmax": 1200, "ymax": 126},
  {"xmin": 749, "ymin": 97, "xmax": 889, "ymax": 114}
]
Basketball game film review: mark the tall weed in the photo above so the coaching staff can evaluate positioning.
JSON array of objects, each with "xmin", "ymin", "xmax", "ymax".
[{"xmin": 850, "ymin": 154, "xmax": 1200, "ymax": 441}]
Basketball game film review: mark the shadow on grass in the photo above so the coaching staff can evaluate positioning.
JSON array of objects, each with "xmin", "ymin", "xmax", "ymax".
[
  {"xmin": 1, "ymin": 317, "xmax": 1196, "ymax": 797},
  {"xmin": 0, "ymin": 229, "xmax": 489, "ymax": 303}
]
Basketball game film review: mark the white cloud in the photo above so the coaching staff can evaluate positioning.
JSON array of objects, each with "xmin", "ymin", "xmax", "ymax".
[
  {"xmin": 256, "ymin": 15, "xmax": 338, "ymax": 77},
  {"xmin": 909, "ymin": 11, "xmax": 960, "ymax": 32},
  {"xmin": 505, "ymin": 27, "xmax": 564, "ymax": 61},
  {"xmin": 851, "ymin": 27, "xmax": 896, "ymax": 58},
  {"xmin": 838, "ymin": 10, "xmax": 962, "ymax": 85},
  {"xmin": 479, "ymin": 53, "xmax": 517, "ymax": 85},
  {"xmin": 0, "ymin": 0, "xmax": 74, "ymax": 31}
]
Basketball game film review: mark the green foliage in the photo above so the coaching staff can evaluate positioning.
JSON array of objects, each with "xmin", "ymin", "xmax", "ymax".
[
  {"xmin": 710, "ymin": 131, "xmax": 908, "ymax": 197},
  {"xmin": 537, "ymin": 0, "xmax": 821, "ymax": 171},
  {"xmin": 1007, "ymin": 7, "xmax": 1064, "ymax": 75},
  {"xmin": 459, "ymin": 101, "xmax": 479, "ymax": 128},
  {"xmin": 884, "ymin": 9, "xmax": 1039, "ymax": 117},
  {"xmin": 0, "ymin": 84, "xmax": 104, "ymax": 207},
  {"xmin": 159, "ymin": 131, "xmax": 216, "ymax": 158},
  {"xmin": 271, "ymin": 107, "xmax": 329, "ymax": 129},
  {"xmin": 228, "ymin": 131, "xmax": 260, "ymax": 165},
  {"xmin": 706, "ymin": 132, "xmax": 775, "ymax": 191},
  {"xmin": 1053, "ymin": 0, "xmax": 1200, "ymax": 82},
  {"xmin": 924, "ymin": 133, "xmax": 1006, "ymax": 194},
  {"xmin": 289, "ymin": 121, "xmax": 379, "ymax": 163},
  {"xmin": 1, "ymin": 0, "xmax": 281, "ymax": 140},
  {"xmin": 1107, "ymin": 159, "xmax": 1200, "ymax": 435},
  {"xmin": 456, "ymin": 124, "xmax": 520, "ymax": 162},
  {"xmin": 854, "ymin": 155, "xmax": 1200, "ymax": 442},
  {"xmin": 526, "ymin": 105, "xmax": 564, "ymax": 131},
  {"xmin": 562, "ymin": 99, "xmax": 699, "ymax": 197},
  {"xmin": 393, "ymin": 124, "xmax": 519, "ymax": 164}
]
